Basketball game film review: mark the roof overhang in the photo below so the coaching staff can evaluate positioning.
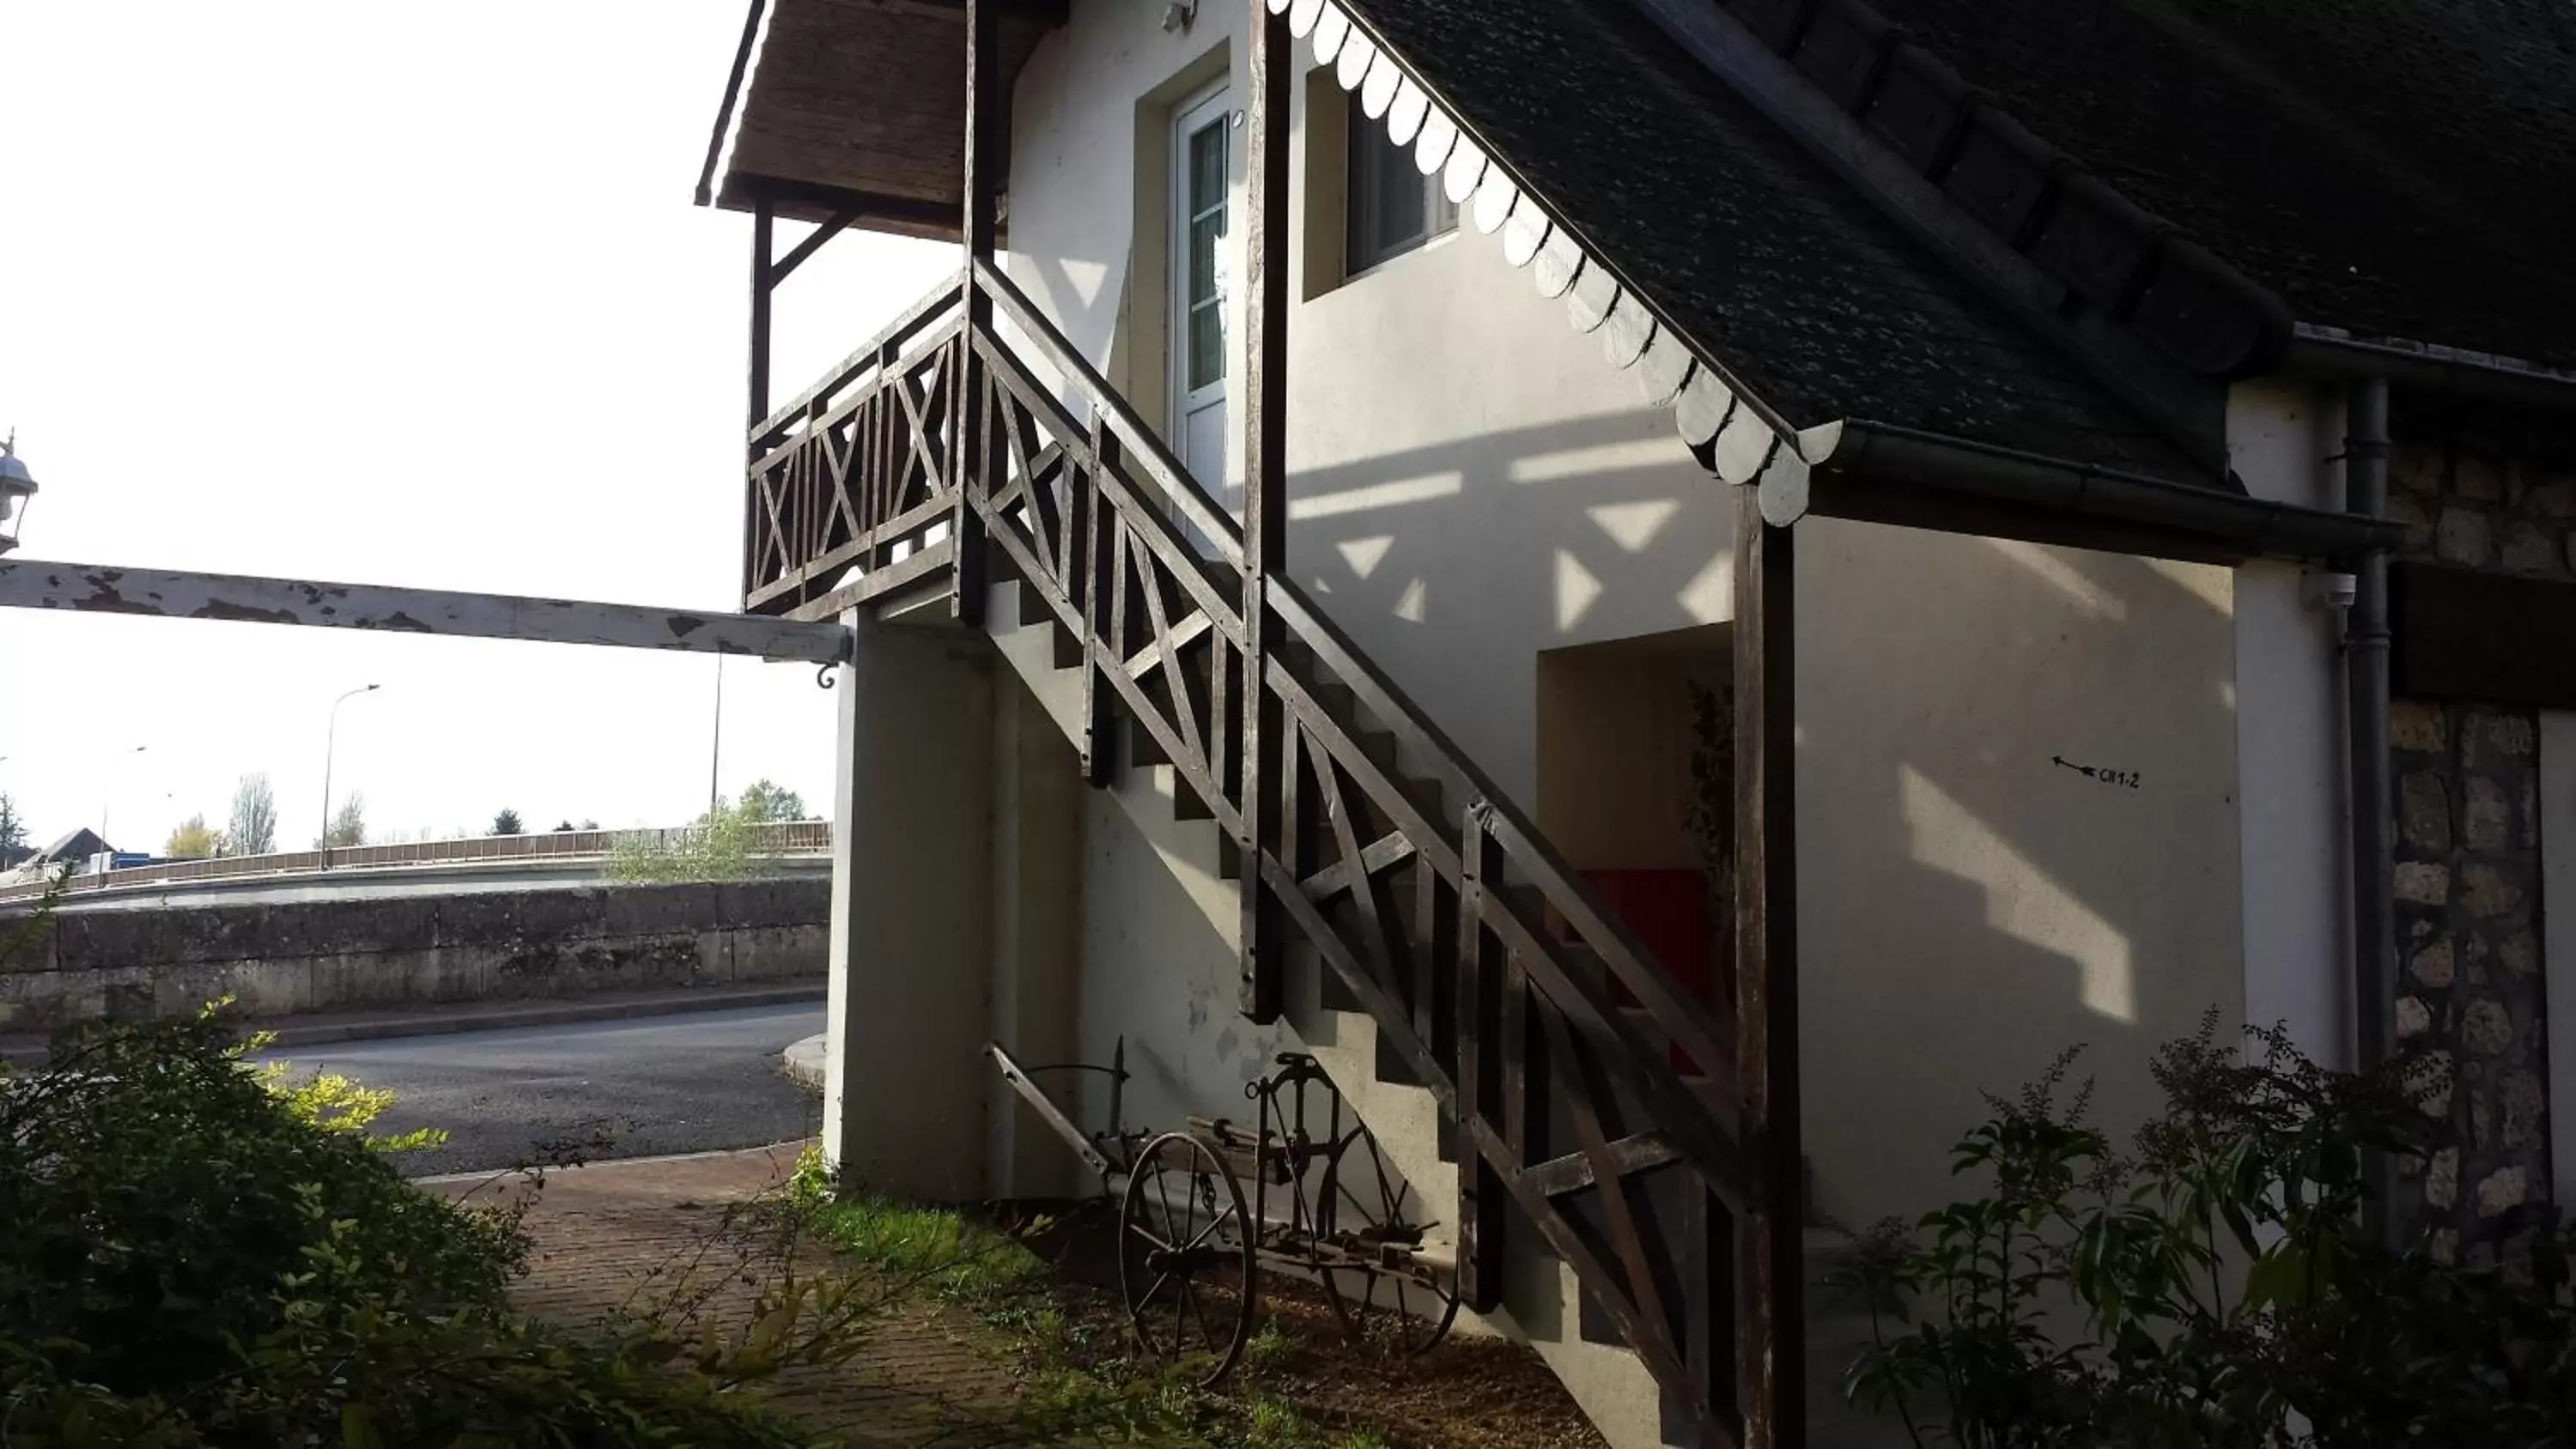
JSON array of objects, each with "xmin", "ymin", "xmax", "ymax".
[
  {"xmin": 696, "ymin": 0, "xmax": 1065, "ymax": 241},
  {"xmin": 2285, "ymin": 325, "xmax": 2576, "ymax": 418},
  {"xmin": 1767, "ymin": 419, "xmax": 2399, "ymax": 567}
]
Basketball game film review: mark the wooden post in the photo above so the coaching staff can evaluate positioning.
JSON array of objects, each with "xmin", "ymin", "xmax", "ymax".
[
  {"xmin": 1733, "ymin": 487, "xmax": 1804, "ymax": 1449},
  {"xmin": 1237, "ymin": 0, "xmax": 1292, "ymax": 1023},
  {"xmin": 744, "ymin": 200, "xmax": 775, "ymax": 603},
  {"xmin": 952, "ymin": 0, "xmax": 1000, "ymax": 627},
  {"xmin": 1455, "ymin": 807, "xmax": 1509, "ymax": 1311}
]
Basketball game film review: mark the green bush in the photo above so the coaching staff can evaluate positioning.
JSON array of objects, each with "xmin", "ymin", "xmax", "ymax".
[
  {"xmin": 608, "ymin": 802, "xmax": 758, "ymax": 885},
  {"xmin": 1830, "ymin": 1015, "xmax": 2576, "ymax": 1447},
  {"xmin": 0, "ymin": 1007, "xmax": 864, "ymax": 1446},
  {"xmin": 0, "ymin": 1009, "xmax": 521, "ymax": 1403}
]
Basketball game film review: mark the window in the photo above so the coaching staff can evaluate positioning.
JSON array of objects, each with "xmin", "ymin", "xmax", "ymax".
[{"xmin": 1345, "ymin": 92, "xmax": 1455, "ymax": 274}]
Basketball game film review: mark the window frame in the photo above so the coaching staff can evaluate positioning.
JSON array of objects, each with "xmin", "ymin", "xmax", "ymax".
[{"xmin": 1342, "ymin": 91, "xmax": 1457, "ymax": 279}]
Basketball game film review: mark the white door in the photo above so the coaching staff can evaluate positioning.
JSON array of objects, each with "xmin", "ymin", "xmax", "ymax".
[{"xmin": 1170, "ymin": 82, "xmax": 1237, "ymax": 522}]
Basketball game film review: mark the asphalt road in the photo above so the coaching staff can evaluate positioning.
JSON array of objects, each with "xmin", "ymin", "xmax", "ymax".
[{"xmin": 258, "ymin": 1002, "xmax": 825, "ymax": 1178}]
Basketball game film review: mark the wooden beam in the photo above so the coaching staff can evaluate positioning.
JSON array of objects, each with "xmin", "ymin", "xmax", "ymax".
[
  {"xmin": 747, "ymin": 198, "xmax": 775, "ymax": 603},
  {"xmin": 750, "ymin": 202, "xmax": 776, "ymax": 427},
  {"xmin": 730, "ymin": 175, "xmax": 967, "ymax": 236},
  {"xmin": 854, "ymin": 0, "xmax": 1068, "ymax": 24},
  {"xmin": 1239, "ymin": 0, "xmax": 1292, "ymax": 1024},
  {"xmin": 2392, "ymin": 560, "xmax": 2576, "ymax": 710},
  {"xmin": 0, "ymin": 558, "xmax": 853, "ymax": 665},
  {"xmin": 695, "ymin": 0, "xmax": 769, "ymax": 208},
  {"xmin": 1732, "ymin": 490, "xmax": 1804, "ymax": 1449},
  {"xmin": 768, "ymin": 203, "xmax": 866, "ymax": 285},
  {"xmin": 951, "ymin": 0, "xmax": 1000, "ymax": 628}
]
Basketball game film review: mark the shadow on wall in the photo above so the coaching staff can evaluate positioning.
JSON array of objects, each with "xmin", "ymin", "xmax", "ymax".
[
  {"xmin": 1288, "ymin": 408, "xmax": 1739, "ymax": 800},
  {"xmin": 1270, "ymin": 406, "xmax": 2245, "ymax": 1228}
]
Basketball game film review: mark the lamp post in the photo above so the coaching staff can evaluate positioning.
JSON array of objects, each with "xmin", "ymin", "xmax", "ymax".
[
  {"xmin": 99, "ymin": 745, "xmax": 147, "ymax": 856},
  {"xmin": 320, "ymin": 683, "xmax": 381, "ymax": 867},
  {"xmin": 0, "ymin": 431, "xmax": 38, "ymax": 555},
  {"xmin": 708, "ymin": 655, "xmax": 725, "ymax": 822}
]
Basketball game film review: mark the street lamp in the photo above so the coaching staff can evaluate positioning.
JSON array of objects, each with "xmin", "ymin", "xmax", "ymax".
[
  {"xmin": 320, "ymin": 683, "xmax": 382, "ymax": 866},
  {"xmin": 0, "ymin": 431, "xmax": 38, "ymax": 556},
  {"xmin": 99, "ymin": 745, "xmax": 147, "ymax": 854}
]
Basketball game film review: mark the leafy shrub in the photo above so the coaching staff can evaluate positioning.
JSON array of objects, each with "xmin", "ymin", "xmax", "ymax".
[
  {"xmin": 0, "ymin": 1008, "xmax": 870, "ymax": 1446},
  {"xmin": 1831, "ymin": 1014, "xmax": 2576, "ymax": 1447},
  {"xmin": 609, "ymin": 798, "xmax": 762, "ymax": 885}
]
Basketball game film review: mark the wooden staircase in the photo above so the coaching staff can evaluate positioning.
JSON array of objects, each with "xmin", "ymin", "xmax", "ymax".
[{"xmin": 742, "ymin": 264, "xmax": 1766, "ymax": 1448}]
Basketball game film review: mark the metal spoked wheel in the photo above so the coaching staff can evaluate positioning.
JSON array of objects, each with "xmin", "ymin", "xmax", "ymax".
[
  {"xmin": 1314, "ymin": 1126, "xmax": 1463, "ymax": 1355},
  {"xmin": 1119, "ymin": 1130, "xmax": 1256, "ymax": 1386}
]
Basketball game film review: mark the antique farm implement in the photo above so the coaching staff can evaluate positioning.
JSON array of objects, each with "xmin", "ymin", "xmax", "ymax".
[{"xmin": 985, "ymin": 1040, "xmax": 1461, "ymax": 1384}]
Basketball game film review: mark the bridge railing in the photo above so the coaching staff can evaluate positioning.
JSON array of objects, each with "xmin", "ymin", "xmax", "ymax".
[{"xmin": 0, "ymin": 821, "xmax": 835, "ymax": 903}]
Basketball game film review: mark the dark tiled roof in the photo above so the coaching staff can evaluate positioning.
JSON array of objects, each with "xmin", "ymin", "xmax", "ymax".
[
  {"xmin": 33, "ymin": 828, "xmax": 108, "ymax": 864},
  {"xmin": 1875, "ymin": 0, "xmax": 2576, "ymax": 370},
  {"xmin": 1343, "ymin": 0, "xmax": 2215, "ymax": 484}
]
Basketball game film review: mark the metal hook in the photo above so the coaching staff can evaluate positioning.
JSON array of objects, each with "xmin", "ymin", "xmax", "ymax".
[{"xmin": 816, "ymin": 664, "xmax": 838, "ymax": 690}]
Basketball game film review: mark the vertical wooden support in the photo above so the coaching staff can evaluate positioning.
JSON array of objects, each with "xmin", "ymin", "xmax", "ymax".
[
  {"xmin": 1237, "ymin": 0, "xmax": 1292, "ymax": 1023},
  {"xmin": 952, "ymin": 0, "xmax": 999, "ymax": 627},
  {"xmin": 1455, "ymin": 806, "xmax": 1509, "ymax": 1313},
  {"xmin": 1080, "ymin": 421, "xmax": 1116, "ymax": 786},
  {"xmin": 744, "ymin": 201, "xmax": 775, "ymax": 604},
  {"xmin": 1733, "ymin": 488, "xmax": 1804, "ymax": 1449}
]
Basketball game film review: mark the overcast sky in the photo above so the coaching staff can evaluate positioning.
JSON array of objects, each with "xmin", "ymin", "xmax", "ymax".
[{"xmin": 0, "ymin": 4, "xmax": 956, "ymax": 852}]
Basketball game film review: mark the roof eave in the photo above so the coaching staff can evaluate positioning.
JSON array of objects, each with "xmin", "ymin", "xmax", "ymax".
[
  {"xmin": 1779, "ymin": 417, "xmax": 2397, "ymax": 565},
  {"xmin": 2284, "ymin": 325, "xmax": 2576, "ymax": 416},
  {"xmin": 695, "ymin": 0, "xmax": 774, "ymax": 209}
]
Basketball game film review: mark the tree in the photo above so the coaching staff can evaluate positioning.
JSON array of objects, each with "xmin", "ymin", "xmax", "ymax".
[
  {"xmin": 609, "ymin": 804, "xmax": 754, "ymax": 885},
  {"xmin": 165, "ymin": 815, "xmax": 220, "ymax": 859},
  {"xmin": 226, "ymin": 773, "xmax": 278, "ymax": 857},
  {"xmin": 489, "ymin": 809, "xmax": 524, "ymax": 837},
  {"xmin": 0, "ymin": 793, "xmax": 27, "ymax": 861},
  {"xmin": 732, "ymin": 779, "xmax": 808, "ymax": 825},
  {"xmin": 319, "ymin": 794, "xmax": 367, "ymax": 850}
]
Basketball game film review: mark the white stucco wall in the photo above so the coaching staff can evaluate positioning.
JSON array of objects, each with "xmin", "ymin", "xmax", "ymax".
[
  {"xmin": 1795, "ymin": 521, "xmax": 2246, "ymax": 1223},
  {"xmin": 2227, "ymin": 381, "xmax": 2354, "ymax": 1070},
  {"xmin": 992, "ymin": 0, "xmax": 2270, "ymax": 1231},
  {"xmin": 1072, "ymin": 779, "xmax": 1287, "ymax": 1139},
  {"xmin": 1003, "ymin": 0, "xmax": 1730, "ymax": 808}
]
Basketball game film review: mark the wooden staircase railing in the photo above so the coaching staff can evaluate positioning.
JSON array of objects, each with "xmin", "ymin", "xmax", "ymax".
[{"xmin": 746, "ymin": 264, "xmax": 1754, "ymax": 1446}]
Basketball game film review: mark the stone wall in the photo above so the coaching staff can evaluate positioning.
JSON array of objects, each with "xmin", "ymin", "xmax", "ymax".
[
  {"xmin": 2389, "ymin": 698, "xmax": 2550, "ymax": 1271},
  {"xmin": 2385, "ymin": 409, "xmax": 2567, "ymax": 1272},
  {"xmin": 2387, "ymin": 426, "xmax": 2576, "ymax": 578},
  {"xmin": 0, "ymin": 879, "xmax": 830, "ymax": 1034}
]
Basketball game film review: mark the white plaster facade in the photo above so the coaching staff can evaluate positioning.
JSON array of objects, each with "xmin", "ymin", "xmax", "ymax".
[{"xmin": 805, "ymin": 3, "xmax": 2372, "ymax": 1440}]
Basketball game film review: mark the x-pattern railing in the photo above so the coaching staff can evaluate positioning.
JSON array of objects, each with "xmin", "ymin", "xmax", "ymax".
[
  {"xmin": 749, "ymin": 264, "xmax": 1753, "ymax": 1445},
  {"xmin": 744, "ymin": 282, "xmax": 968, "ymax": 614}
]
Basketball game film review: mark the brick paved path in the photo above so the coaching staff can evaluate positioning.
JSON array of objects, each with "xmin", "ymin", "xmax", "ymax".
[{"xmin": 430, "ymin": 1142, "xmax": 1024, "ymax": 1446}]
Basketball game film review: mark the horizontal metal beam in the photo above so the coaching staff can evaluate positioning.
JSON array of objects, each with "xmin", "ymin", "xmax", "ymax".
[{"xmin": 0, "ymin": 558, "xmax": 852, "ymax": 665}]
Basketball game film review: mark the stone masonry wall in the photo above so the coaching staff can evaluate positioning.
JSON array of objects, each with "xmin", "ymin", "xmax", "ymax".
[
  {"xmin": 2386, "ymin": 427, "xmax": 2576, "ymax": 576},
  {"xmin": 2384, "ymin": 409, "xmax": 2568, "ymax": 1273},
  {"xmin": 0, "ymin": 878, "xmax": 830, "ymax": 1034},
  {"xmin": 2390, "ymin": 697, "xmax": 2549, "ymax": 1272}
]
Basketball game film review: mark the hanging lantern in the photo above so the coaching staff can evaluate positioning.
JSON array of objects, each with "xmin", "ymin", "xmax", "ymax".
[{"xmin": 0, "ymin": 432, "xmax": 37, "ymax": 556}]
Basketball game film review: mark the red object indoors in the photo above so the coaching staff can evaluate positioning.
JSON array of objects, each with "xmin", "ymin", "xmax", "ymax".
[{"xmin": 1582, "ymin": 868, "xmax": 1720, "ymax": 1077}]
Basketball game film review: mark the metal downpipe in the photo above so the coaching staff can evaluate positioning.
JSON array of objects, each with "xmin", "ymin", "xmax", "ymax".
[{"xmin": 2343, "ymin": 378, "xmax": 2397, "ymax": 1234}]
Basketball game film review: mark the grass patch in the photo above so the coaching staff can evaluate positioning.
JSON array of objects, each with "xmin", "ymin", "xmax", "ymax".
[
  {"xmin": 790, "ymin": 1147, "xmax": 1046, "ymax": 1307},
  {"xmin": 791, "ymin": 1148, "xmax": 1406, "ymax": 1448}
]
